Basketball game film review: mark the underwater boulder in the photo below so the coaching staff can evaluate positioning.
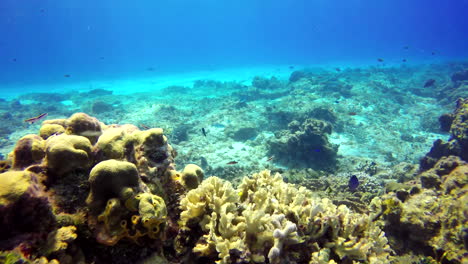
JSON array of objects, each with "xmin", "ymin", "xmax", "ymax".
[{"xmin": 268, "ymin": 118, "xmax": 338, "ymax": 171}]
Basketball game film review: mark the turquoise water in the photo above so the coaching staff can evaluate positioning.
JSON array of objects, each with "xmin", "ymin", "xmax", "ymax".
[
  {"xmin": 1, "ymin": 0, "xmax": 467, "ymax": 85},
  {"xmin": 0, "ymin": 1, "xmax": 468, "ymax": 263}
]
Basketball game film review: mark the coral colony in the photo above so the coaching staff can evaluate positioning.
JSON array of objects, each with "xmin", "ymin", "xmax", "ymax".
[{"xmin": 0, "ymin": 96, "xmax": 467, "ymax": 263}]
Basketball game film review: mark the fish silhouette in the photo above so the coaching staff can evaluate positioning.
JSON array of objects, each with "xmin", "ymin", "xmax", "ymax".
[{"xmin": 348, "ymin": 175, "xmax": 359, "ymax": 191}]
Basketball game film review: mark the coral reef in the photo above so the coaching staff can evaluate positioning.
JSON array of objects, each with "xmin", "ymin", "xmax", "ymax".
[
  {"xmin": 86, "ymin": 159, "xmax": 168, "ymax": 246},
  {"xmin": 421, "ymin": 98, "xmax": 468, "ymax": 170},
  {"xmin": 0, "ymin": 113, "xmax": 181, "ymax": 263},
  {"xmin": 0, "ymin": 99, "xmax": 465, "ymax": 264},
  {"xmin": 177, "ymin": 170, "xmax": 391, "ymax": 263},
  {"xmin": 374, "ymin": 156, "xmax": 468, "ymax": 263},
  {"xmin": 268, "ymin": 118, "xmax": 338, "ymax": 170}
]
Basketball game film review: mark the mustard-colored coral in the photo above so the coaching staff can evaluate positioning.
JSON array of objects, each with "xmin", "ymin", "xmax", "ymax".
[
  {"xmin": 94, "ymin": 125, "xmax": 139, "ymax": 161},
  {"xmin": 39, "ymin": 124, "xmax": 65, "ymax": 139},
  {"xmin": 65, "ymin": 113, "xmax": 102, "ymax": 144},
  {"xmin": 86, "ymin": 159, "xmax": 140, "ymax": 213},
  {"xmin": 87, "ymin": 159, "xmax": 167, "ymax": 245},
  {"xmin": 0, "ymin": 171, "xmax": 31, "ymax": 205},
  {"xmin": 11, "ymin": 134, "xmax": 45, "ymax": 169},
  {"xmin": 45, "ymin": 134, "xmax": 92, "ymax": 176}
]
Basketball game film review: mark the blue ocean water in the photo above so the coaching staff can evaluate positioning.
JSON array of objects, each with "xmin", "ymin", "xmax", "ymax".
[
  {"xmin": 1, "ymin": 1, "xmax": 468, "ymax": 263},
  {"xmin": 1, "ymin": 0, "xmax": 467, "ymax": 86}
]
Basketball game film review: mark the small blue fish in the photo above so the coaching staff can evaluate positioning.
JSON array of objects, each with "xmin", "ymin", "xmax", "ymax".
[
  {"xmin": 212, "ymin": 123, "xmax": 225, "ymax": 128},
  {"xmin": 348, "ymin": 175, "xmax": 359, "ymax": 191}
]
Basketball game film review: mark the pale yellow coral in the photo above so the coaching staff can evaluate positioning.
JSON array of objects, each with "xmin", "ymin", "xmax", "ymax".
[{"xmin": 179, "ymin": 170, "xmax": 391, "ymax": 263}]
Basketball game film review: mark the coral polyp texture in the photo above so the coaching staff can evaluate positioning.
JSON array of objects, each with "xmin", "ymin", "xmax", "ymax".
[{"xmin": 0, "ymin": 110, "xmax": 466, "ymax": 263}]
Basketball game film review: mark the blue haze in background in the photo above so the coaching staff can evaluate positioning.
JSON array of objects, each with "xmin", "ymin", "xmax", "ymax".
[{"xmin": 0, "ymin": 0, "xmax": 467, "ymax": 86}]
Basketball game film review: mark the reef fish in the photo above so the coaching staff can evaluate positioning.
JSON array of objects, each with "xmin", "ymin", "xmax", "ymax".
[
  {"xmin": 424, "ymin": 79, "xmax": 436, "ymax": 88},
  {"xmin": 377, "ymin": 58, "xmax": 384, "ymax": 62},
  {"xmin": 227, "ymin": 161, "xmax": 238, "ymax": 165},
  {"xmin": 348, "ymin": 175, "xmax": 359, "ymax": 191},
  {"xmin": 24, "ymin": 113, "xmax": 48, "ymax": 124},
  {"xmin": 140, "ymin": 124, "xmax": 150, "ymax": 130},
  {"xmin": 201, "ymin": 128, "xmax": 207, "ymax": 137}
]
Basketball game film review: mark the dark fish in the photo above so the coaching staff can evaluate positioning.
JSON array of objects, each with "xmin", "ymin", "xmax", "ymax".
[
  {"xmin": 267, "ymin": 156, "xmax": 274, "ymax": 162},
  {"xmin": 402, "ymin": 59, "xmax": 407, "ymax": 62},
  {"xmin": 312, "ymin": 148, "xmax": 321, "ymax": 153},
  {"xmin": 40, "ymin": 9, "xmax": 45, "ymax": 13},
  {"xmin": 348, "ymin": 112, "xmax": 357, "ymax": 116},
  {"xmin": 403, "ymin": 46, "xmax": 409, "ymax": 49},
  {"xmin": 424, "ymin": 79, "xmax": 436, "ymax": 88},
  {"xmin": 201, "ymin": 128, "xmax": 207, "ymax": 137},
  {"xmin": 431, "ymin": 51, "xmax": 436, "ymax": 55},
  {"xmin": 377, "ymin": 58, "xmax": 384, "ymax": 62},
  {"xmin": 24, "ymin": 113, "xmax": 48, "ymax": 124},
  {"xmin": 147, "ymin": 67, "xmax": 155, "ymax": 71},
  {"xmin": 335, "ymin": 67, "xmax": 341, "ymax": 72},
  {"xmin": 64, "ymin": 74, "xmax": 71, "ymax": 78},
  {"xmin": 100, "ymin": 57, "xmax": 105, "ymax": 60},
  {"xmin": 348, "ymin": 175, "xmax": 359, "ymax": 191},
  {"xmin": 140, "ymin": 124, "xmax": 150, "ymax": 130},
  {"xmin": 227, "ymin": 161, "xmax": 238, "ymax": 165},
  {"xmin": 12, "ymin": 58, "xmax": 17, "ymax": 62},
  {"xmin": 289, "ymin": 66, "xmax": 295, "ymax": 70}
]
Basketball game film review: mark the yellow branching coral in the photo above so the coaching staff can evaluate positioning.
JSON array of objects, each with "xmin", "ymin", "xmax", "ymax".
[{"xmin": 178, "ymin": 170, "xmax": 391, "ymax": 263}]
